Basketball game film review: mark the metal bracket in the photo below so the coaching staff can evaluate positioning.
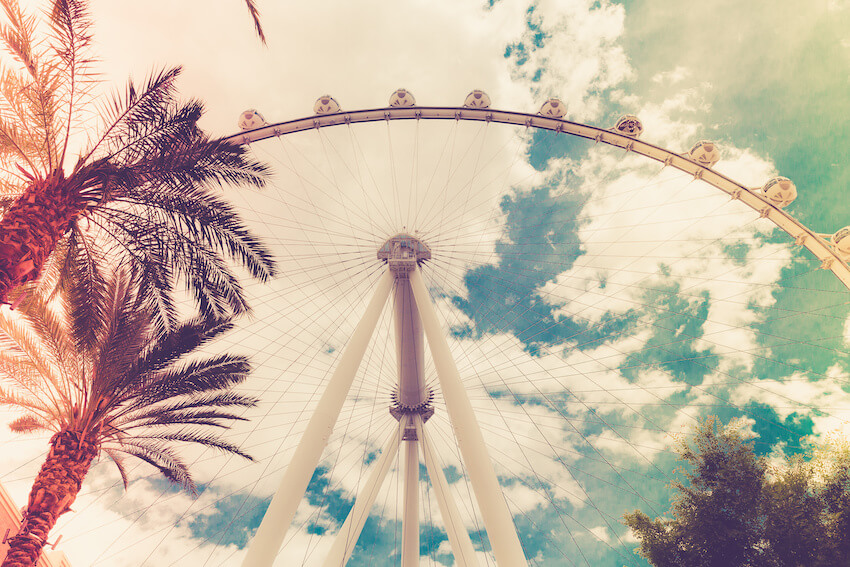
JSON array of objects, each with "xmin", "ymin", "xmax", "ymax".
[
  {"xmin": 594, "ymin": 132, "xmax": 604, "ymax": 144},
  {"xmin": 390, "ymin": 404, "xmax": 435, "ymax": 423},
  {"xmin": 455, "ymin": 110, "xmax": 462, "ymax": 120},
  {"xmin": 730, "ymin": 189, "xmax": 742, "ymax": 200},
  {"xmin": 402, "ymin": 427, "xmax": 418, "ymax": 441},
  {"xmin": 759, "ymin": 207, "xmax": 771, "ymax": 219},
  {"xmin": 663, "ymin": 156, "xmax": 674, "ymax": 167},
  {"xmin": 343, "ymin": 114, "xmax": 351, "ymax": 124},
  {"xmin": 820, "ymin": 258, "xmax": 834, "ymax": 270},
  {"xmin": 794, "ymin": 234, "xmax": 807, "ymax": 246},
  {"xmin": 693, "ymin": 169, "xmax": 703, "ymax": 180}
]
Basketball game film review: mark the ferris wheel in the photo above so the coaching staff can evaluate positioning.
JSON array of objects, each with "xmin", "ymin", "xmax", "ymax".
[
  {"xmin": 218, "ymin": 88, "xmax": 850, "ymax": 567},
  {"xmin": 8, "ymin": 89, "xmax": 848, "ymax": 566}
]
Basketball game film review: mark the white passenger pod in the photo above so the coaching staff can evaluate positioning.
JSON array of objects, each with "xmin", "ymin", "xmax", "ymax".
[
  {"xmin": 389, "ymin": 88, "xmax": 416, "ymax": 107},
  {"xmin": 831, "ymin": 226, "xmax": 850, "ymax": 259},
  {"xmin": 463, "ymin": 90, "xmax": 491, "ymax": 108},
  {"xmin": 538, "ymin": 98, "xmax": 566, "ymax": 118},
  {"xmin": 613, "ymin": 114, "xmax": 643, "ymax": 138},
  {"xmin": 687, "ymin": 140, "xmax": 720, "ymax": 168},
  {"xmin": 314, "ymin": 95, "xmax": 341, "ymax": 115},
  {"xmin": 238, "ymin": 109, "xmax": 267, "ymax": 131},
  {"xmin": 761, "ymin": 177, "xmax": 797, "ymax": 208}
]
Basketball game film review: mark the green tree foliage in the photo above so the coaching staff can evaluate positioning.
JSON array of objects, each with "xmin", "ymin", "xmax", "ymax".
[{"xmin": 624, "ymin": 417, "xmax": 850, "ymax": 567}]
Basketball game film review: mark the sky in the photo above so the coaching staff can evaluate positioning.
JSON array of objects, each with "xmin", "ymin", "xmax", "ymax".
[{"xmin": 2, "ymin": 0, "xmax": 850, "ymax": 566}]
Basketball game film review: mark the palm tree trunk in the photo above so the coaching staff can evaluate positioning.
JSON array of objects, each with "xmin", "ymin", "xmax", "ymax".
[
  {"xmin": 1, "ymin": 429, "xmax": 99, "ymax": 567},
  {"xmin": 0, "ymin": 170, "xmax": 85, "ymax": 304}
]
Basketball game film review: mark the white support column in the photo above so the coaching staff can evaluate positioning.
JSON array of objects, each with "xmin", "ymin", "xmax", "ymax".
[
  {"xmin": 409, "ymin": 268, "xmax": 527, "ymax": 566},
  {"xmin": 401, "ymin": 426, "xmax": 419, "ymax": 567},
  {"xmin": 322, "ymin": 417, "xmax": 406, "ymax": 567},
  {"xmin": 242, "ymin": 271, "xmax": 394, "ymax": 567},
  {"xmin": 415, "ymin": 415, "xmax": 478, "ymax": 567}
]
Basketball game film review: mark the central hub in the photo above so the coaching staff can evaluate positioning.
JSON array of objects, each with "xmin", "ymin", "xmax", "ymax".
[
  {"xmin": 377, "ymin": 233, "xmax": 431, "ymax": 277},
  {"xmin": 378, "ymin": 233, "xmax": 432, "ymax": 419}
]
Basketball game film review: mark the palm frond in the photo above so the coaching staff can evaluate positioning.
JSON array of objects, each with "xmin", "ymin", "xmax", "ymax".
[
  {"xmin": 110, "ymin": 390, "xmax": 256, "ymax": 429},
  {"xmin": 242, "ymin": 0, "xmax": 266, "ymax": 44},
  {"xmin": 32, "ymin": 230, "xmax": 68, "ymax": 297},
  {"xmin": 103, "ymin": 447, "xmax": 129, "ymax": 490},
  {"xmin": 0, "ymin": 308, "xmax": 66, "ymax": 396},
  {"xmin": 129, "ymin": 315, "xmax": 235, "ymax": 378},
  {"xmin": 13, "ymin": 285, "xmax": 74, "ymax": 369},
  {"xmin": 0, "ymin": 111, "xmax": 41, "ymax": 169},
  {"xmin": 0, "ymin": 356, "xmax": 44, "ymax": 397},
  {"xmin": 96, "ymin": 97, "xmax": 202, "ymax": 167},
  {"xmin": 145, "ymin": 391, "xmax": 257, "ymax": 412},
  {"xmin": 57, "ymin": 225, "xmax": 109, "ymax": 351},
  {"xmin": 0, "ymin": 0, "xmax": 38, "ymax": 78},
  {"xmin": 82, "ymin": 66, "xmax": 182, "ymax": 165},
  {"xmin": 108, "ymin": 438, "xmax": 195, "ymax": 493},
  {"xmin": 89, "ymin": 269, "xmax": 154, "ymax": 401},
  {"xmin": 131, "ymin": 134, "xmax": 270, "ymax": 191},
  {"xmin": 122, "ymin": 183, "xmax": 276, "ymax": 281},
  {"xmin": 48, "ymin": 0, "xmax": 96, "ymax": 165},
  {"xmin": 8, "ymin": 413, "xmax": 50, "ymax": 433},
  {"xmin": 132, "ymin": 429, "xmax": 254, "ymax": 461},
  {"xmin": 120, "ymin": 407, "xmax": 249, "ymax": 430},
  {"xmin": 0, "ymin": 1, "xmax": 66, "ymax": 169},
  {"xmin": 127, "ymin": 354, "xmax": 251, "ymax": 409},
  {"xmin": 81, "ymin": 209, "xmax": 179, "ymax": 332},
  {"xmin": 0, "ymin": 385, "xmax": 51, "ymax": 415},
  {"xmin": 94, "ymin": 205, "xmax": 256, "ymax": 322}
]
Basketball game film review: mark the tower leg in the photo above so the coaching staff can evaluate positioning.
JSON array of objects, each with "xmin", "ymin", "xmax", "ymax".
[
  {"xmin": 242, "ymin": 271, "xmax": 394, "ymax": 567},
  {"xmin": 401, "ymin": 425, "xmax": 419, "ymax": 567},
  {"xmin": 409, "ymin": 268, "xmax": 527, "ymax": 566},
  {"xmin": 415, "ymin": 415, "xmax": 478, "ymax": 567},
  {"xmin": 322, "ymin": 417, "xmax": 406, "ymax": 567}
]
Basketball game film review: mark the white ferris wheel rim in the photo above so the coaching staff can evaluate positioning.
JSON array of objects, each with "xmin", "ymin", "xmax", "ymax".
[{"xmin": 227, "ymin": 104, "xmax": 850, "ymax": 291}]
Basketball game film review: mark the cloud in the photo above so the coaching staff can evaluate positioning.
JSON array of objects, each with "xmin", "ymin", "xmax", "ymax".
[{"xmin": 504, "ymin": 0, "xmax": 631, "ymax": 120}]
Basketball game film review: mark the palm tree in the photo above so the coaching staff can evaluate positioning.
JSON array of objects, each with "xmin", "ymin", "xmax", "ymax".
[
  {"xmin": 0, "ymin": 0, "xmax": 275, "ymax": 331},
  {"xmin": 0, "ymin": 267, "xmax": 258, "ymax": 567}
]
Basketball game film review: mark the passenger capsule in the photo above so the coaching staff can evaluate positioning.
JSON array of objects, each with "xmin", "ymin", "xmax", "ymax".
[
  {"xmin": 538, "ymin": 98, "xmax": 566, "ymax": 118},
  {"xmin": 463, "ymin": 90, "xmax": 491, "ymax": 108},
  {"xmin": 688, "ymin": 140, "xmax": 720, "ymax": 168},
  {"xmin": 761, "ymin": 177, "xmax": 797, "ymax": 208},
  {"xmin": 314, "ymin": 95, "xmax": 341, "ymax": 115},
  {"xmin": 238, "ymin": 109, "xmax": 267, "ymax": 131},
  {"xmin": 389, "ymin": 88, "xmax": 416, "ymax": 107},
  {"xmin": 613, "ymin": 114, "xmax": 643, "ymax": 138},
  {"xmin": 831, "ymin": 226, "xmax": 850, "ymax": 258}
]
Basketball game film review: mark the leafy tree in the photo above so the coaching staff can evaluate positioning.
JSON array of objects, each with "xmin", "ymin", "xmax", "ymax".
[
  {"xmin": 0, "ymin": 0, "xmax": 275, "ymax": 331},
  {"xmin": 0, "ymin": 268, "xmax": 258, "ymax": 567},
  {"xmin": 624, "ymin": 417, "xmax": 850, "ymax": 567}
]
